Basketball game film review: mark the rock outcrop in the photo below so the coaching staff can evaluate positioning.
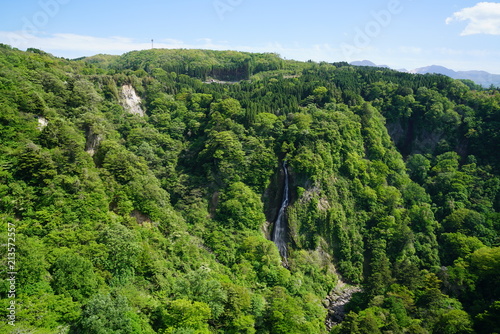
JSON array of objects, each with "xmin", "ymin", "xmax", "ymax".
[
  {"xmin": 120, "ymin": 84, "xmax": 144, "ymax": 116},
  {"xmin": 85, "ymin": 129, "xmax": 102, "ymax": 156},
  {"xmin": 324, "ymin": 283, "xmax": 362, "ymax": 331},
  {"xmin": 37, "ymin": 116, "xmax": 48, "ymax": 130}
]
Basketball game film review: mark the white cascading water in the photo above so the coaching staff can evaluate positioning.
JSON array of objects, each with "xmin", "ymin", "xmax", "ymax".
[{"xmin": 273, "ymin": 161, "xmax": 289, "ymax": 259}]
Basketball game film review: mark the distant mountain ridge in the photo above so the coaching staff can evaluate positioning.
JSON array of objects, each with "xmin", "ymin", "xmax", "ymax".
[
  {"xmin": 350, "ymin": 60, "xmax": 500, "ymax": 87},
  {"xmin": 349, "ymin": 60, "xmax": 390, "ymax": 68},
  {"xmin": 409, "ymin": 65, "xmax": 500, "ymax": 88}
]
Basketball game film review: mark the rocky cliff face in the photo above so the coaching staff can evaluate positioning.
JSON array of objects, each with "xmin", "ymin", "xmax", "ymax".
[
  {"xmin": 120, "ymin": 84, "xmax": 145, "ymax": 116},
  {"xmin": 85, "ymin": 130, "xmax": 102, "ymax": 156},
  {"xmin": 37, "ymin": 116, "xmax": 48, "ymax": 130},
  {"xmin": 386, "ymin": 118, "xmax": 468, "ymax": 158},
  {"xmin": 324, "ymin": 284, "xmax": 362, "ymax": 330}
]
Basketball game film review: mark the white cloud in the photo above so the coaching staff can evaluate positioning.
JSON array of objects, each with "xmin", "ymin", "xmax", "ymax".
[
  {"xmin": 0, "ymin": 31, "xmax": 343, "ymax": 61},
  {"xmin": 446, "ymin": 2, "xmax": 500, "ymax": 36},
  {"xmin": 0, "ymin": 31, "xmax": 211, "ymax": 56}
]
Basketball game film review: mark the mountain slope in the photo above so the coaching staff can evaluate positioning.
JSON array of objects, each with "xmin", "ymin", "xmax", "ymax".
[
  {"xmin": 351, "ymin": 60, "xmax": 500, "ymax": 87},
  {"xmin": 0, "ymin": 45, "xmax": 499, "ymax": 334},
  {"xmin": 410, "ymin": 65, "xmax": 500, "ymax": 87},
  {"xmin": 349, "ymin": 60, "xmax": 389, "ymax": 68}
]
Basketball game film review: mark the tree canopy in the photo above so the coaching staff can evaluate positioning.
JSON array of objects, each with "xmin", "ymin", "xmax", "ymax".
[{"xmin": 0, "ymin": 44, "xmax": 499, "ymax": 333}]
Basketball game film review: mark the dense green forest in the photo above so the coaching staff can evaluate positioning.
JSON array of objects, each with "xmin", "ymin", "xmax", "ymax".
[{"xmin": 0, "ymin": 44, "xmax": 499, "ymax": 333}]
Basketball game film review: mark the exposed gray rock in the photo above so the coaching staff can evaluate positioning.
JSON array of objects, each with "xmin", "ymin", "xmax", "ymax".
[
  {"xmin": 37, "ymin": 116, "xmax": 48, "ymax": 130},
  {"xmin": 120, "ymin": 84, "xmax": 145, "ymax": 116},
  {"xmin": 324, "ymin": 283, "xmax": 362, "ymax": 331},
  {"xmin": 85, "ymin": 130, "xmax": 102, "ymax": 156}
]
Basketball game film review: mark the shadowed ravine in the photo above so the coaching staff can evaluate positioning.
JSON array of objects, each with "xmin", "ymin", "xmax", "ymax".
[{"xmin": 272, "ymin": 161, "xmax": 289, "ymax": 259}]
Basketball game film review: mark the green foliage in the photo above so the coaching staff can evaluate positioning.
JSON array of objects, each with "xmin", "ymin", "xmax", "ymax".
[
  {"xmin": 51, "ymin": 251, "xmax": 99, "ymax": 301},
  {"xmin": 474, "ymin": 301, "xmax": 500, "ymax": 334},
  {"xmin": 99, "ymin": 223, "xmax": 141, "ymax": 280},
  {"xmin": 72, "ymin": 293, "xmax": 143, "ymax": 333},
  {"xmin": 0, "ymin": 46, "xmax": 499, "ymax": 333},
  {"xmin": 440, "ymin": 233, "xmax": 485, "ymax": 265},
  {"xmin": 433, "ymin": 309, "xmax": 473, "ymax": 334},
  {"xmin": 216, "ymin": 182, "xmax": 266, "ymax": 230},
  {"xmin": 157, "ymin": 299, "xmax": 212, "ymax": 334},
  {"xmin": 173, "ymin": 267, "xmax": 228, "ymax": 319},
  {"xmin": 266, "ymin": 287, "xmax": 327, "ymax": 334}
]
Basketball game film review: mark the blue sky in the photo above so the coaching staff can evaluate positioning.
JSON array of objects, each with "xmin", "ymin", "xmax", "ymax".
[{"xmin": 1, "ymin": 0, "xmax": 500, "ymax": 73}]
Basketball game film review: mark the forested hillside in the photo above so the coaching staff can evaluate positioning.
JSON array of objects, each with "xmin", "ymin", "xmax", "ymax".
[{"xmin": 1, "ymin": 44, "xmax": 499, "ymax": 334}]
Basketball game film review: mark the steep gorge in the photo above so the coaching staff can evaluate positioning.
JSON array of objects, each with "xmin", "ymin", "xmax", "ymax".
[{"xmin": 1, "ymin": 46, "xmax": 498, "ymax": 333}]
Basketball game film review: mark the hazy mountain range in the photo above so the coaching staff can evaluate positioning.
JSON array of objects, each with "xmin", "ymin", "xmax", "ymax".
[{"xmin": 350, "ymin": 60, "xmax": 500, "ymax": 88}]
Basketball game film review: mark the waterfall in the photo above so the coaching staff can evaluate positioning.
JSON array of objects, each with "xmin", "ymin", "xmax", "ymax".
[{"xmin": 273, "ymin": 161, "xmax": 289, "ymax": 259}]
